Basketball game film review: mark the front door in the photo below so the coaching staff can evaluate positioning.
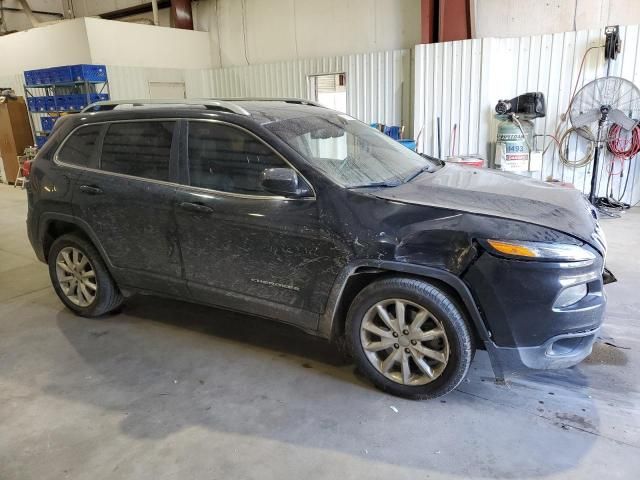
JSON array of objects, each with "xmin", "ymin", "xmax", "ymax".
[
  {"xmin": 70, "ymin": 119, "xmax": 185, "ymax": 296},
  {"xmin": 174, "ymin": 120, "xmax": 341, "ymax": 330}
]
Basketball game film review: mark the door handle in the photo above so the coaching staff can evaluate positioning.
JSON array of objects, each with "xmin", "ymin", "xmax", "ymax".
[
  {"xmin": 79, "ymin": 185, "xmax": 103, "ymax": 195},
  {"xmin": 179, "ymin": 202, "xmax": 213, "ymax": 214}
]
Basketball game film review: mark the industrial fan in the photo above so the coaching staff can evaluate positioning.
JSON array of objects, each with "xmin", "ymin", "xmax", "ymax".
[{"xmin": 569, "ymin": 76, "xmax": 640, "ymax": 203}]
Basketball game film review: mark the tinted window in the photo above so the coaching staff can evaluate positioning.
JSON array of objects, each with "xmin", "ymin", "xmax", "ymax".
[
  {"xmin": 101, "ymin": 121, "xmax": 174, "ymax": 181},
  {"xmin": 187, "ymin": 122, "xmax": 288, "ymax": 195},
  {"xmin": 58, "ymin": 125, "xmax": 102, "ymax": 168}
]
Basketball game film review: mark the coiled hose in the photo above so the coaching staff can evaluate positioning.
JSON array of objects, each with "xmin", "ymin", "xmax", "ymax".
[
  {"xmin": 558, "ymin": 127, "xmax": 595, "ymax": 168},
  {"xmin": 607, "ymin": 124, "xmax": 640, "ymax": 159}
]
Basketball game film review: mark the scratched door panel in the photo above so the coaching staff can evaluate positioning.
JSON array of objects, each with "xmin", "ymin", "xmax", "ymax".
[{"xmin": 174, "ymin": 187, "xmax": 342, "ymax": 314}]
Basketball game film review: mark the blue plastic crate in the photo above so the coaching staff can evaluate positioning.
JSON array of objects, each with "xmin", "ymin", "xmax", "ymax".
[
  {"xmin": 27, "ymin": 97, "xmax": 37, "ymax": 111},
  {"xmin": 54, "ymin": 95, "xmax": 67, "ymax": 110},
  {"xmin": 67, "ymin": 93, "xmax": 109, "ymax": 110},
  {"xmin": 72, "ymin": 94, "xmax": 89, "ymax": 110},
  {"xmin": 383, "ymin": 125, "xmax": 402, "ymax": 140},
  {"xmin": 35, "ymin": 136, "xmax": 48, "ymax": 149},
  {"xmin": 63, "ymin": 95, "xmax": 78, "ymax": 111},
  {"xmin": 43, "ymin": 96, "xmax": 57, "ymax": 111},
  {"xmin": 40, "ymin": 69, "xmax": 54, "ymax": 85},
  {"xmin": 71, "ymin": 64, "xmax": 107, "ymax": 82},
  {"xmin": 24, "ymin": 69, "xmax": 48, "ymax": 85},
  {"xmin": 50, "ymin": 66, "xmax": 74, "ymax": 84},
  {"xmin": 65, "ymin": 94, "xmax": 84, "ymax": 111},
  {"xmin": 24, "ymin": 70, "xmax": 36, "ymax": 86},
  {"xmin": 40, "ymin": 116, "xmax": 56, "ymax": 131},
  {"xmin": 32, "ymin": 97, "xmax": 48, "ymax": 112}
]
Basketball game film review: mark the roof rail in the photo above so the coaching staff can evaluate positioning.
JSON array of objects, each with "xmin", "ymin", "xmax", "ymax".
[
  {"xmin": 81, "ymin": 99, "xmax": 251, "ymax": 116},
  {"xmin": 220, "ymin": 97, "xmax": 326, "ymax": 108}
]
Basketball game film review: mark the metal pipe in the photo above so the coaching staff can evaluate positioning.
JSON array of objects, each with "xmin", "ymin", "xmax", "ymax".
[
  {"xmin": 151, "ymin": 0, "xmax": 159, "ymax": 26},
  {"xmin": 17, "ymin": 0, "xmax": 39, "ymax": 27},
  {"xmin": 0, "ymin": 5, "xmax": 62, "ymax": 17}
]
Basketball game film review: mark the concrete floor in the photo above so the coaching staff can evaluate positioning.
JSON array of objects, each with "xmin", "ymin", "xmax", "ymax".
[{"xmin": 0, "ymin": 184, "xmax": 638, "ymax": 480}]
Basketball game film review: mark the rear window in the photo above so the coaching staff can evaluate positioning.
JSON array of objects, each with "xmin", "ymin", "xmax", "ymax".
[
  {"xmin": 57, "ymin": 125, "xmax": 102, "ymax": 168},
  {"xmin": 100, "ymin": 121, "xmax": 174, "ymax": 181}
]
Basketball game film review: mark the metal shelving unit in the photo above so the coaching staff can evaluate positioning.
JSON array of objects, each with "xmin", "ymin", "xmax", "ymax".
[{"xmin": 23, "ymin": 71, "xmax": 110, "ymax": 148}]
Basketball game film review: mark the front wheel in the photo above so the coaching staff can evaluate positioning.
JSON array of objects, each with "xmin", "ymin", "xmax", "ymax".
[{"xmin": 346, "ymin": 277, "xmax": 474, "ymax": 399}]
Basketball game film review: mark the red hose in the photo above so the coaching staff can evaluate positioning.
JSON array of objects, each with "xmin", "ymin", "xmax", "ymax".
[
  {"xmin": 608, "ymin": 124, "xmax": 640, "ymax": 158},
  {"xmin": 607, "ymin": 124, "xmax": 640, "ymax": 176}
]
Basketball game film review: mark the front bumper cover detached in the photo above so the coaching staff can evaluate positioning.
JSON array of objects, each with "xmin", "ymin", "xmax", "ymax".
[
  {"xmin": 463, "ymin": 249, "xmax": 608, "ymax": 375},
  {"xmin": 491, "ymin": 327, "xmax": 600, "ymax": 370}
]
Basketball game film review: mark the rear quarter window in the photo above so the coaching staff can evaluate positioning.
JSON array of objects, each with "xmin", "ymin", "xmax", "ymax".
[{"xmin": 57, "ymin": 125, "xmax": 103, "ymax": 169}]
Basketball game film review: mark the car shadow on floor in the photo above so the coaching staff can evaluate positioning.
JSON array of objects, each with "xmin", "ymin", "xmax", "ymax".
[
  {"xmin": 122, "ymin": 294, "xmax": 352, "ymax": 368},
  {"xmin": 47, "ymin": 293, "xmax": 600, "ymax": 478}
]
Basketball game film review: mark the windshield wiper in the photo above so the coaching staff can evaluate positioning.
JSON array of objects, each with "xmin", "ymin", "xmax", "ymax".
[
  {"xmin": 420, "ymin": 153, "xmax": 445, "ymax": 166},
  {"xmin": 402, "ymin": 165, "xmax": 433, "ymax": 184},
  {"xmin": 346, "ymin": 181, "xmax": 401, "ymax": 189}
]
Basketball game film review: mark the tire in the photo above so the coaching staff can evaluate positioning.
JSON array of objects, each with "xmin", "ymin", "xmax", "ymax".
[
  {"xmin": 346, "ymin": 277, "xmax": 474, "ymax": 400},
  {"xmin": 48, "ymin": 234, "xmax": 124, "ymax": 317}
]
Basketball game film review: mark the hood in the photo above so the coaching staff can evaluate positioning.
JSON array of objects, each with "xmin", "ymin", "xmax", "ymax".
[{"xmin": 375, "ymin": 163, "xmax": 599, "ymax": 245}]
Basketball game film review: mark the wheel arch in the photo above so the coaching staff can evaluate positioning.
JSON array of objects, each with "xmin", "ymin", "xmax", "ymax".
[
  {"xmin": 40, "ymin": 213, "xmax": 111, "ymax": 268},
  {"xmin": 320, "ymin": 261, "xmax": 492, "ymax": 350}
]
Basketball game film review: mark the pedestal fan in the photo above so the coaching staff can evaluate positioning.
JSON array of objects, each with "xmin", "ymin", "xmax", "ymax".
[{"xmin": 569, "ymin": 76, "xmax": 640, "ymax": 204}]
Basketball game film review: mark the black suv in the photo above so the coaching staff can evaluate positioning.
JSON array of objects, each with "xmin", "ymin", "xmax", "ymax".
[{"xmin": 27, "ymin": 98, "xmax": 610, "ymax": 399}]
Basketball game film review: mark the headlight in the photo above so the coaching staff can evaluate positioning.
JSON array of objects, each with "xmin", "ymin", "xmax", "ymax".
[{"xmin": 486, "ymin": 239, "xmax": 595, "ymax": 262}]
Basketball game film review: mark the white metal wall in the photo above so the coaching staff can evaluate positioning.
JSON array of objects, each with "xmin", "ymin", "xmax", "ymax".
[
  {"xmin": 414, "ymin": 25, "xmax": 640, "ymax": 204},
  {"xmin": 5, "ymin": 48, "xmax": 410, "ymax": 149},
  {"xmin": 0, "ymin": 74, "xmax": 27, "ymax": 96},
  {"xmin": 105, "ymin": 66, "xmax": 188, "ymax": 99},
  {"xmin": 185, "ymin": 49, "xmax": 411, "ymax": 129}
]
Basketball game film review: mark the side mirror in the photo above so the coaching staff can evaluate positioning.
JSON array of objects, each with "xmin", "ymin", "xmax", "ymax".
[{"xmin": 261, "ymin": 168, "xmax": 311, "ymax": 198}]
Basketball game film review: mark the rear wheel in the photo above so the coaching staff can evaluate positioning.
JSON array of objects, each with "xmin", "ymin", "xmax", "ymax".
[
  {"xmin": 346, "ymin": 277, "xmax": 474, "ymax": 399},
  {"xmin": 48, "ymin": 234, "xmax": 124, "ymax": 317}
]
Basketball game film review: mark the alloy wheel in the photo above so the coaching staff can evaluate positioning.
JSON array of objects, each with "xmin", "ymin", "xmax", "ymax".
[
  {"xmin": 55, "ymin": 246, "xmax": 97, "ymax": 307},
  {"xmin": 360, "ymin": 298, "xmax": 450, "ymax": 386}
]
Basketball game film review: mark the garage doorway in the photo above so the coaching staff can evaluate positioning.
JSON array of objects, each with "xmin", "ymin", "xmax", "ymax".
[
  {"xmin": 148, "ymin": 82, "xmax": 186, "ymax": 100},
  {"xmin": 308, "ymin": 73, "xmax": 347, "ymax": 113}
]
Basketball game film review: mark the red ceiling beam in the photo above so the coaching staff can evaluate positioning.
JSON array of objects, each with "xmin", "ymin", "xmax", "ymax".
[
  {"xmin": 421, "ymin": 0, "xmax": 472, "ymax": 44},
  {"xmin": 421, "ymin": 0, "xmax": 437, "ymax": 44},
  {"xmin": 439, "ymin": 0, "xmax": 471, "ymax": 42},
  {"xmin": 170, "ymin": 0, "xmax": 193, "ymax": 30}
]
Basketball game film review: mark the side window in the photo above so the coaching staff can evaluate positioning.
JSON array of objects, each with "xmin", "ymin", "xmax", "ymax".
[
  {"xmin": 57, "ymin": 125, "xmax": 102, "ymax": 168},
  {"xmin": 187, "ymin": 122, "xmax": 288, "ymax": 195},
  {"xmin": 100, "ymin": 121, "xmax": 174, "ymax": 181}
]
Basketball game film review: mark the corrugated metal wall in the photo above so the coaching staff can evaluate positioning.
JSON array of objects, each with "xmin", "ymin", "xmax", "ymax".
[
  {"xmin": 414, "ymin": 25, "xmax": 640, "ymax": 205},
  {"xmin": 185, "ymin": 49, "xmax": 411, "ymax": 128}
]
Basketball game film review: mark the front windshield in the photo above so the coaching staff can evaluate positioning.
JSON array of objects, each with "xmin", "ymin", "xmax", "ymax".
[{"xmin": 266, "ymin": 112, "xmax": 439, "ymax": 188}]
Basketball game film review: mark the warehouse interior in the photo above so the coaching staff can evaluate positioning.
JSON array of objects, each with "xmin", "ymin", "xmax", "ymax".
[{"xmin": 1, "ymin": 1, "xmax": 639, "ymax": 479}]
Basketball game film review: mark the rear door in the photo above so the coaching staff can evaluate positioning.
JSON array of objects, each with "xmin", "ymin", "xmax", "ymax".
[{"xmin": 67, "ymin": 119, "xmax": 186, "ymax": 297}]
